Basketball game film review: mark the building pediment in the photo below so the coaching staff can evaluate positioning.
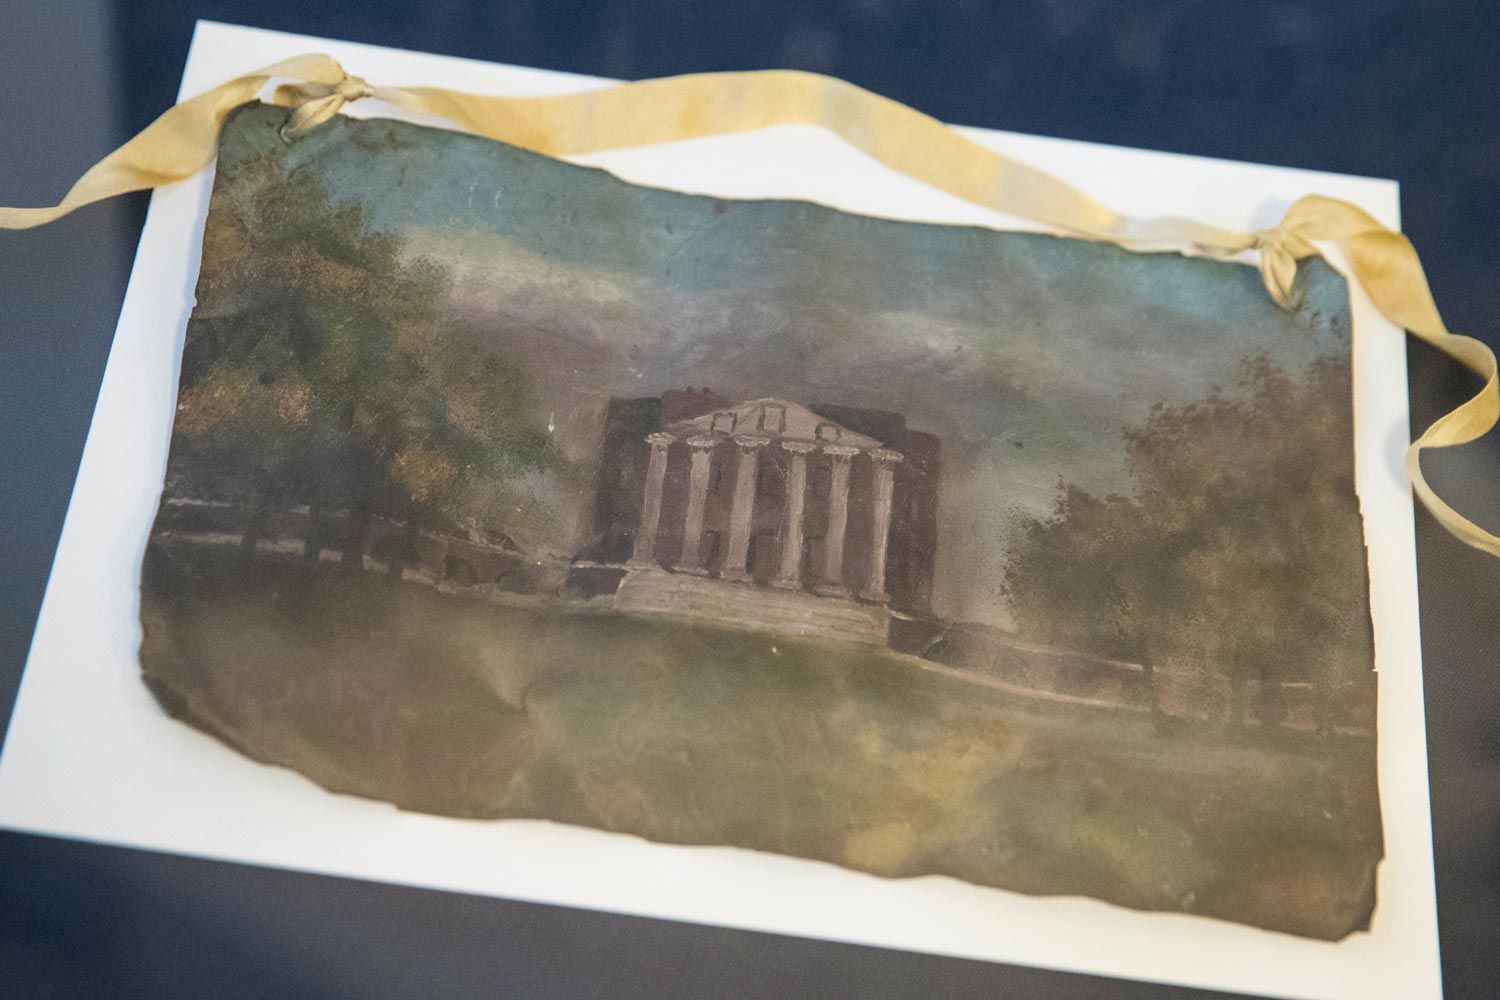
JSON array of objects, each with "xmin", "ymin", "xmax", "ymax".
[{"xmin": 663, "ymin": 397, "xmax": 883, "ymax": 448}]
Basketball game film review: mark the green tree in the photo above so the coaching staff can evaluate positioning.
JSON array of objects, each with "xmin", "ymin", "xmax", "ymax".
[
  {"xmin": 1004, "ymin": 354, "xmax": 1373, "ymax": 726},
  {"xmin": 169, "ymin": 130, "xmax": 564, "ymax": 565}
]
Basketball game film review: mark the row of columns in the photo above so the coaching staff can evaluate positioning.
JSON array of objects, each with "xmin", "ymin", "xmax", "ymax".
[{"xmin": 630, "ymin": 431, "xmax": 902, "ymax": 602}]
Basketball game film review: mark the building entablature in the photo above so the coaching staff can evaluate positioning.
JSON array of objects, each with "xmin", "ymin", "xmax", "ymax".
[{"xmin": 662, "ymin": 397, "xmax": 884, "ymax": 452}]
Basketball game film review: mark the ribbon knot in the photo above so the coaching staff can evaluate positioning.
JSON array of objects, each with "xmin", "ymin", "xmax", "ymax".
[
  {"xmin": 1250, "ymin": 225, "xmax": 1318, "ymax": 310},
  {"xmin": 335, "ymin": 75, "xmax": 376, "ymax": 103},
  {"xmin": 275, "ymin": 70, "xmax": 379, "ymax": 140}
]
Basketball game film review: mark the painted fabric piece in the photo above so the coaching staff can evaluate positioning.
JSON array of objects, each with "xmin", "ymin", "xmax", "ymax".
[{"xmin": 142, "ymin": 103, "xmax": 1380, "ymax": 939}]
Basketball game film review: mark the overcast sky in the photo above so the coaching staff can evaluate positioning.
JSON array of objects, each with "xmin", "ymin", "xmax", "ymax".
[{"xmin": 248, "ymin": 108, "xmax": 1354, "ymax": 628}]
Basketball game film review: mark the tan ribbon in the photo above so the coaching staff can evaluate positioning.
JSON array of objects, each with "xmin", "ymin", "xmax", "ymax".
[{"xmin": 2, "ymin": 54, "xmax": 1495, "ymax": 556}]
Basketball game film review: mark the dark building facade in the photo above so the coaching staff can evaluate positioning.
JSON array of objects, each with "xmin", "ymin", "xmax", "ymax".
[{"xmin": 576, "ymin": 389, "xmax": 940, "ymax": 631}]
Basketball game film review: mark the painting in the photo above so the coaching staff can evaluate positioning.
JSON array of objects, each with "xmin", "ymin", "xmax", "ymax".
[{"xmin": 140, "ymin": 102, "xmax": 1380, "ymax": 941}]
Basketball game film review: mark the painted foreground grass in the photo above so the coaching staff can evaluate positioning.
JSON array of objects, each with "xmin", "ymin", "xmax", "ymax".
[{"xmin": 140, "ymin": 541, "xmax": 1382, "ymax": 940}]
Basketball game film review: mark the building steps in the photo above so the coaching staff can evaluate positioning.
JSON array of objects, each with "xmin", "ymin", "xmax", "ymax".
[{"xmin": 613, "ymin": 568, "xmax": 890, "ymax": 646}]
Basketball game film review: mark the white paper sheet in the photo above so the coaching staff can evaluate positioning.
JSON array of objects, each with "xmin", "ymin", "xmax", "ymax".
[{"xmin": 0, "ymin": 20, "xmax": 1439, "ymax": 1000}]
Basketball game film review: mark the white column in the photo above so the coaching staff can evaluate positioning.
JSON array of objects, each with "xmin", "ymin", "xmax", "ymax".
[
  {"xmin": 677, "ymin": 434, "xmax": 718, "ymax": 574},
  {"xmin": 773, "ymin": 441, "xmax": 819, "ymax": 589},
  {"xmin": 721, "ymin": 435, "xmax": 769, "ymax": 582},
  {"xmin": 860, "ymin": 449, "xmax": 904, "ymax": 602},
  {"xmin": 815, "ymin": 445, "xmax": 861, "ymax": 597},
  {"xmin": 629, "ymin": 432, "xmax": 676, "ymax": 567}
]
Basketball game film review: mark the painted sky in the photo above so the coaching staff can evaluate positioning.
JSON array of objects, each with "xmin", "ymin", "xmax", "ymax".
[{"xmin": 219, "ymin": 106, "xmax": 1353, "ymax": 628}]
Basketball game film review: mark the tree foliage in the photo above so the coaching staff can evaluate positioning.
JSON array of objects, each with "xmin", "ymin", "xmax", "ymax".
[
  {"xmin": 1004, "ymin": 354, "xmax": 1374, "ymax": 699},
  {"xmin": 168, "ymin": 135, "xmax": 564, "ymax": 559}
]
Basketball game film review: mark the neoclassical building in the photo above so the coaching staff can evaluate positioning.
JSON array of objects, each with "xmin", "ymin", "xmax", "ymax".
[{"xmin": 577, "ymin": 389, "xmax": 940, "ymax": 645}]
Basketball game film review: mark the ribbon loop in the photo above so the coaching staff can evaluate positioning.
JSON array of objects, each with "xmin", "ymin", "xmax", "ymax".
[
  {"xmin": 1251, "ymin": 227, "xmax": 1319, "ymax": 309},
  {"xmin": 274, "ymin": 68, "xmax": 378, "ymax": 139}
]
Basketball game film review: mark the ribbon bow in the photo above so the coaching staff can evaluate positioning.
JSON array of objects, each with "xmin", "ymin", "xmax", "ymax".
[
  {"xmin": 276, "ymin": 73, "xmax": 379, "ymax": 138},
  {"xmin": 1, "ymin": 54, "xmax": 1495, "ymax": 556},
  {"xmin": 1252, "ymin": 226, "xmax": 1319, "ymax": 310}
]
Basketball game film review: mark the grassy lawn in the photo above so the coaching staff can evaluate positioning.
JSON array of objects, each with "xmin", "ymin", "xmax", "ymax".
[{"xmin": 140, "ymin": 539, "xmax": 1382, "ymax": 940}]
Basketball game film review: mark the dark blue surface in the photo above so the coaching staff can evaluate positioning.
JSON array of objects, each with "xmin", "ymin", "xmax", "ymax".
[{"xmin": 2, "ymin": 3, "xmax": 1497, "ymax": 998}]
